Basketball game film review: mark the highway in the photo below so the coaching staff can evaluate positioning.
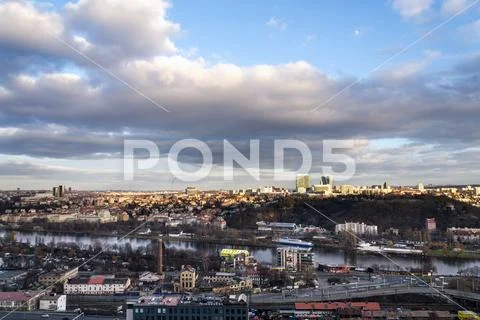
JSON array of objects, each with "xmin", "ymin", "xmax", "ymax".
[{"xmin": 251, "ymin": 282, "xmax": 480, "ymax": 304}]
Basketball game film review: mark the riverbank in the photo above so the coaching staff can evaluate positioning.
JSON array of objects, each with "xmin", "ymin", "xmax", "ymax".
[
  {"xmin": 425, "ymin": 249, "xmax": 480, "ymax": 259},
  {"xmin": 4, "ymin": 224, "xmax": 280, "ymax": 248},
  {"xmin": 4, "ymin": 224, "xmax": 480, "ymax": 260}
]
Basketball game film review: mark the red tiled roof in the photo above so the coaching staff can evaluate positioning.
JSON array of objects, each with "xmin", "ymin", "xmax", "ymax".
[
  {"xmin": 0, "ymin": 291, "xmax": 43, "ymax": 302},
  {"xmin": 88, "ymin": 275, "xmax": 105, "ymax": 285}
]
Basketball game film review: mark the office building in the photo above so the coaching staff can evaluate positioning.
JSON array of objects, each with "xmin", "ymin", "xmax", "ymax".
[
  {"xmin": 52, "ymin": 184, "xmax": 66, "ymax": 197},
  {"xmin": 418, "ymin": 183, "xmax": 425, "ymax": 192},
  {"xmin": 296, "ymin": 174, "xmax": 310, "ymax": 193},
  {"xmin": 276, "ymin": 247, "xmax": 314, "ymax": 271},
  {"xmin": 58, "ymin": 185, "xmax": 64, "ymax": 197},
  {"xmin": 321, "ymin": 175, "xmax": 333, "ymax": 186},
  {"xmin": 126, "ymin": 295, "xmax": 248, "ymax": 320}
]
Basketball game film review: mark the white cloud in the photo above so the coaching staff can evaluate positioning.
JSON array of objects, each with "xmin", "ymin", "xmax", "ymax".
[
  {"xmin": 266, "ymin": 16, "xmax": 287, "ymax": 31},
  {"xmin": 65, "ymin": 0, "xmax": 180, "ymax": 57},
  {"xmin": 442, "ymin": 0, "xmax": 476, "ymax": 15},
  {"xmin": 392, "ymin": 0, "xmax": 434, "ymax": 19},
  {"xmin": 376, "ymin": 50, "xmax": 441, "ymax": 82},
  {"xmin": 0, "ymin": 1, "xmax": 65, "ymax": 54}
]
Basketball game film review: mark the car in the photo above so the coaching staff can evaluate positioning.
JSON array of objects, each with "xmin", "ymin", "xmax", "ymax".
[{"xmin": 41, "ymin": 315, "xmax": 50, "ymax": 318}]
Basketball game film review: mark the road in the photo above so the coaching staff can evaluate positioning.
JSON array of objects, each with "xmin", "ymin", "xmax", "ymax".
[
  {"xmin": 251, "ymin": 282, "xmax": 480, "ymax": 304},
  {"xmin": 0, "ymin": 311, "xmax": 121, "ymax": 320}
]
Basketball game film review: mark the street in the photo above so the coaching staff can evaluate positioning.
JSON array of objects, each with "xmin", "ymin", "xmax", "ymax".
[{"xmin": 0, "ymin": 311, "xmax": 122, "ymax": 320}]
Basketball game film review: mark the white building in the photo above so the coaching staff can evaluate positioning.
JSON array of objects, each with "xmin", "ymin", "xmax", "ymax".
[
  {"xmin": 418, "ymin": 183, "xmax": 425, "ymax": 192},
  {"xmin": 64, "ymin": 275, "xmax": 131, "ymax": 295},
  {"xmin": 335, "ymin": 222, "xmax": 378, "ymax": 235},
  {"xmin": 447, "ymin": 227, "xmax": 480, "ymax": 243},
  {"xmin": 39, "ymin": 294, "xmax": 66, "ymax": 312},
  {"xmin": 475, "ymin": 187, "xmax": 480, "ymax": 196}
]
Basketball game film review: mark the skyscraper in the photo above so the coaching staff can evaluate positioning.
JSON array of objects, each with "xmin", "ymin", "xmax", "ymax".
[
  {"xmin": 52, "ymin": 187, "xmax": 58, "ymax": 197},
  {"xmin": 321, "ymin": 176, "xmax": 333, "ymax": 186},
  {"xmin": 296, "ymin": 174, "xmax": 310, "ymax": 193},
  {"xmin": 58, "ymin": 185, "xmax": 64, "ymax": 197}
]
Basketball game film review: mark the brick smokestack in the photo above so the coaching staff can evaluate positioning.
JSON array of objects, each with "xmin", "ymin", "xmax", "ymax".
[{"xmin": 157, "ymin": 238, "xmax": 164, "ymax": 274}]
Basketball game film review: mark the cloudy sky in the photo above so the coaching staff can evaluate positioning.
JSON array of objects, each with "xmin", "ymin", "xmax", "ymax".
[{"xmin": 1, "ymin": 0, "xmax": 480, "ymax": 190}]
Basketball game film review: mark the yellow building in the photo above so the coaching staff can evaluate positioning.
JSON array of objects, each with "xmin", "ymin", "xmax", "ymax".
[
  {"xmin": 212, "ymin": 279, "xmax": 253, "ymax": 294},
  {"xmin": 39, "ymin": 268, "xmax": 79, "ymax": 287},
  {"xmin": 458, "ymin": 311, "xmax": 480, "ymax": 320},
  {"xmin": 220, "ymin": 249, "xmax": 249, "ymax": 260},
  {"xmin": 174, "ymin": 265, "xmax": 197, "ymax": 292}
]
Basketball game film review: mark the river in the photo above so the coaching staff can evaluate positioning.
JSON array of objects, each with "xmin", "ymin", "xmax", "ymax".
[{"xmin": 2, "ymin": 230, "xmax": 478, "ymax": 275}]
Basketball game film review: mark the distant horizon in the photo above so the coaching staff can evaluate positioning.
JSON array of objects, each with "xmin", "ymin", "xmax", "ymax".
[{"xmin": 4, "ymin": 182, "xmax": 480, "ymax": 193}]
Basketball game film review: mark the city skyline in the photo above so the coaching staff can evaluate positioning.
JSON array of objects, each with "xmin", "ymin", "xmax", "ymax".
[{"xmin": 1, "ymin": 0, "xmax": 480, "ymax": 189}]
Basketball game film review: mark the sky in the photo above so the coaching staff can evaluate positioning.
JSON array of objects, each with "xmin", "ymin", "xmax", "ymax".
[{"xmin": 1, "ymin": 0, "xmax": 480, "ymax": 190}]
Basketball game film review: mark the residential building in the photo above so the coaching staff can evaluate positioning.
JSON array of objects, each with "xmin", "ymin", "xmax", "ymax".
[
  {"xmin": 203, "ymin": 272, "xmax": 236, "ymax": 285},
  {"xmin": 312, "ymin": 184, "xmax": 332, "ymax": 195},
  {"xmin": 0, "ymin": 291, "xmax": 44, "ymax": 310},
  {"xmin": 0, "ymin": 270, "xmax": 27, "ymax": 286},
  {"xmin": 39, "ymin": 267, "xmax": 79, "ymax": 287},
  {"xmin": 447, "ymin": 227, "xmax": 480, "ymax": 243},
  {"xmin": 426, "ymin": 218, "xmax": 436, "ymax": 232},
  {"xmin": 212, "ymin": 278, "xmax": 253, "ymax": 294},
  {"xmin": 256, "ymin": 221, "xmax": 297, "ymax": 232},
  {"xmin": 64, "ymin": 275, "xmax": 131, "ymax": 295},
  {"xmin": 335, "ymin": 222, "xmax": 378, "ymax": 235},
  {"xmin": 39, "ymin": 294, "xmax": 66, "ymax": 312}
]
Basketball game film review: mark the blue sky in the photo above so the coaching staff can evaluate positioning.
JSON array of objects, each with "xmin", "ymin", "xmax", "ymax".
[
  {"xmin": 168, "ymin": 0, "xmax": 476, "ymax": 75},
  {"xmin": 1, "ymin": 0, "xmax": 480, "ymax": 190}
]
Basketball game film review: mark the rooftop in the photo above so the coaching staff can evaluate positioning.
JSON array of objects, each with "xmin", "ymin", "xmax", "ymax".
[
  {"xmin": 131, "ymin": 295, "xmax": 244, "ymax": 307},
  {"xmin": 0, "ymin": 291, "xmax": 43, "ymax": 302},
  {"xmin": 88, "ymin": 275, "xmax": 105, "ymax": 285},
  {"xmin": 0, "ymin": 270, "xmax": 27, "ymax": 280},
  {"xmin": 39, "ymin": 294, "xmax": 64, "ymax": 301}
]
